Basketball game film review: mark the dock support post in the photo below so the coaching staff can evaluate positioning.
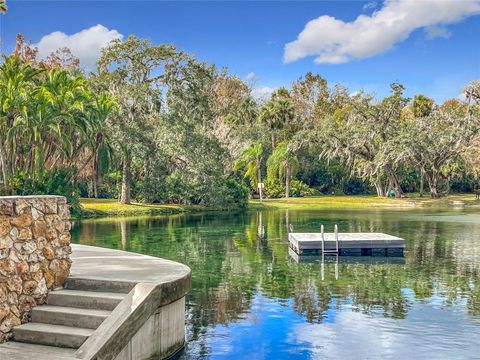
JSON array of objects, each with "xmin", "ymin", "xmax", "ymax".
[
  {"xmin": 321, "ymin": 252, "xmax": 325, "ymax": 281},
  {"xmin": 334, "ymin": 224, "xmax": 339, "ymax": 253},
  {"xmin": 335, "ymin": 253, "xmax": 339, "ymax": 280},
  {"xmin": 321, "ymin": 224, "xmax": 325, "ymax": 254}
]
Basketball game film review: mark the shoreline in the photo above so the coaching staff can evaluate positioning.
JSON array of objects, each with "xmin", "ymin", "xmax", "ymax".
[
  {"xmin": 249, "ymin": 194, "xmax": 480, "ymax": 211},
  {"xmin": 78, "ymin": 198, "xmax": 195, "ymax": 218},
  {"xmin": 78, "ymin": 194, "xmax": 480, "ymax": 219}
]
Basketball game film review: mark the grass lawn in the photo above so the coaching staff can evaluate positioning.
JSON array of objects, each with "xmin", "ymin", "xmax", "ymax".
[
  {"xmin": 249, "ymin": 193, "xmax": 480, "ymax": 210},
  {"xmin": 79, "ymin": 198, "xmax": 191, "ymax": 218},
  {"xmin": 80, "ymin": 193, "xmax": 480, "ymax": 218}
]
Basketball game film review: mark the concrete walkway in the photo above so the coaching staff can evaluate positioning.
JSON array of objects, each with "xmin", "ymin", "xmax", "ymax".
[
  {"xmin": 69, "ymin": 244, "xmax": 191, "ymax": 285},
  {"xmin": 0, "ymin": 244, "xmax": 191, "ymax": 359}
]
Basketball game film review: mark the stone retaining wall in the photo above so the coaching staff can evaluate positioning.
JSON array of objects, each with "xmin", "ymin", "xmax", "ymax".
[{"xmin": 0, "ymin": 196, "xmax": 71, "ymax": 342}]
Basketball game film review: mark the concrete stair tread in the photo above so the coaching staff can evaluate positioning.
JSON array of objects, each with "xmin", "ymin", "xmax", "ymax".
[
  {"xmin": 64, "ymin": 278, "xmax": 134, "ymax": 293},
  {"xmin": 14, "ymin": 323, "xmax": 93, "ymax": 348},
  {"xmin": 47, "ymin": 289, "xmax": 126, "ymax": 311},
  {"xmin": 50, "ymin": 289, "xmax": 127, "ymax": 300},
  {"xmin": 31, "ymin": 305, "xmax": 111, "ymax": 329},
  {"xmin": 0, "ymin": 341, "xmax": 76, "ymax": 359},
  {"xmin": 15, "ymin": 322, "xmax": 94, "ymax": 336},
  {"xmin": 32, "ymin": 305, "xmax": 111, "ymax": 317}
]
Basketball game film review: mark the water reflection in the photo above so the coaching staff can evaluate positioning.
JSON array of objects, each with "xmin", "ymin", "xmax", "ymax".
[{"xmin": 72, "ymin": 209, "xmax": 480, "ymax": 359}]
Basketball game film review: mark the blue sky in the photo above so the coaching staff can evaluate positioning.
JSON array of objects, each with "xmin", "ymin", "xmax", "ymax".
[{"xmin": 1, "ymin": 0, "xmax": 480, "ymax": 101}]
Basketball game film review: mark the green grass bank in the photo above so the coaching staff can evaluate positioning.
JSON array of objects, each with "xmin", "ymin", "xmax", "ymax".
[
  {"xmin": 79, "ymin": 198, "xmax": 192, "ymax": 218},
  {"xmin": 249, "ymin": 194, "xmax": 480, "ymax": 211},
  {"xmin": 79, "ymin": 194, "xmax": 480, "ymax": 218}
]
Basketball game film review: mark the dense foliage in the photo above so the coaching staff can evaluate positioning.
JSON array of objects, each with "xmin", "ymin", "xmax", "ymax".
[{"xmin": 1, "ymin": 34, "xmax": 479, "ymax": 209}]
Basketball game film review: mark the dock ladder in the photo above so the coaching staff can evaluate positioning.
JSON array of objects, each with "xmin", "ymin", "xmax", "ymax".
[{"xmin": 321, "ymin": 224, "xmax": 339, "ymax": 254}]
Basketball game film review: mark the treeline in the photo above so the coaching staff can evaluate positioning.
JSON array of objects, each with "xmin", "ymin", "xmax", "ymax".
[{"xmin": 1, "ymin": 35, "xmax": 480, "ymax": 211}]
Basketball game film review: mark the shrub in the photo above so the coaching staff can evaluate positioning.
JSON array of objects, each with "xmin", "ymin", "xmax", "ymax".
[
  {"xmin": 290, "ymin": 180, "xmax": 317, "ymax": 197},
  {"xmin": 342, "ymin": 178, "xmax": 368, "ymax": 195},
  {"xmin": 263, "ymin": 179, "xmax": 285, "ymax": 198},
  {"xmin": 223, "ymin": 179, "xmax": 249, "ymax": 209},
  {"xmin": 263, "ymin": 179, "xmax": 316, "ymax": 198},
  {"xmin": 10, "ymin": 168, "xmax": 81, "ymax": 215}
]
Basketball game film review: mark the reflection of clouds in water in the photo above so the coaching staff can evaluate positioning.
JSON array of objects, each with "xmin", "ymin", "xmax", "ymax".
[
  {"xmin": 203, "ymin": 294, "xmax": 310, "ymax": 359},
  {"xmin": 289, "ymin": 312, "xmax": 397, "ymax": 360},
  {"xmin": 289, "ymin": 303, "xmax": 480, "ymax": 360}
]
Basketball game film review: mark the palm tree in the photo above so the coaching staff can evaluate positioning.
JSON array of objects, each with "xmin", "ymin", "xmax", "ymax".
[
  {"xmin": 267, "ymin": 141, "xmax": 298, "ymax": 198},
  {"xmin": 258, "ymin": 88, "xmax": 294, "ymax": 149},
  {"xmin": 234, "ymin": 143, "xmax": 264, "ymax": 200},
  {"xmin": 0, "ymin": 0, "xmax": 7, "ymax": 14},
  {"xmin": 0, "ymin": 54, "xmax": 115, "ymax": 196},
  {"xmin": 86, "ymin": 93, "xmax": 116, "ymax": 197},
  {"xmin": 0, "ymin": 56, "xmax": 42, "ymax": 191},
  {"xmin": 28, "ymin": 67, "xmax": 90, "ymax": 178}
]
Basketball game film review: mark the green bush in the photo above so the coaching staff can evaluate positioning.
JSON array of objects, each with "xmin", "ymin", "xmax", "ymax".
[
  {"xmin": 223, "ymin": 179, "xmax": 249, "ymax": 209},
  {"xmin": 97, "ymin": 172, "xmax": 121, "ymax": 199},
  {"xmin": 342, "ymin": 178, "xmax": 368, "ymax": 195},
  {"xmin": 263, "ymin": 179, "xmax": 285, "ymax": 198},
  {"xmin": 263, "ymin": 179, "xmax": 316, "ymax": 198},
  {"xmin": 10, "ymin": 168, "xmax": 81, "ymax": 216}
]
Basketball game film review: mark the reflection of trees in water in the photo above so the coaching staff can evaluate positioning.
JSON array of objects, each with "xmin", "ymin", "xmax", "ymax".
[{"xmin": 72, "ymin": 210, "xmax": 480, "ymax": 353}]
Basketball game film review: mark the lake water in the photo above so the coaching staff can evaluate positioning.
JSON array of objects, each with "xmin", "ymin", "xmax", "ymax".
[{"xmin": 71, "ymin": 209, "xmax": 480, "ymax": 359}]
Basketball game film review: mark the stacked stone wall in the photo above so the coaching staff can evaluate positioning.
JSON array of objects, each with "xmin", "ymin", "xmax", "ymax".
[{"xmin": 0, "ymin": 196, "xmax": 71, "ymax": 342}]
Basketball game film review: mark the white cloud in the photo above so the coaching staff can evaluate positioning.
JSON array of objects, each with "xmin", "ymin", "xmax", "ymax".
[
  {"xmin": 424, "ymin": 25, "xmax": 452, "ymax": 39},
  {"xmin": 284, "ymin": 0, "xmax": 480, "ymax": 64},
  {"xmin": 34, "ymin": 24, "xmax": 123, "ymax": 69},
  {"xmin": 363, "ymin": 1, "xmax": 378, "ymax": 11},
  {"xmin": 246, "ymin": 72, "xmax": 257, "ymax": 82},
  {"xmin": 252, "ymin": 86, "xmax": 275, "ymax": 100}
]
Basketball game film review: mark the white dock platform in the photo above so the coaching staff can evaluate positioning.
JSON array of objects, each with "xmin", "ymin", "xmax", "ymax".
[
  {"xmin": 288, "ymin": 248, "xmax": 406, "ymax": 264},
  {"xmin": 288, "ymin": 232, "xmax": 405, "ymax": 256}
]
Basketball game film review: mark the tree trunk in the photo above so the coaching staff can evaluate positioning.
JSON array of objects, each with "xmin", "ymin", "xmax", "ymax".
[
  {"xmin": 120, "ymin": 155, "xmax": 131, "ymax": 204},
  {"xmin": 425, "ymin": 171, "xmax": 440, "ymax": 198},
  {"xmin": 257, "ymin": 163, "xmax": 263, "ymax": 201},
  {"xmin": 374, "ymin": 178, "xmax": 385, "ymax": 197},
  {"xmin": 93, "ymin": 156, "xmax": 98, "ymax": 199},
  {"xmin": 419, "ymin": 168, "xmax": 424, "ymax": 197},
  {"xmin": 0, "ymin": 144, "xmax": 9, "ymax": 193},
  {"xmin": 94, "ymin": 173, "xmax": 102, "ymax": 199},
  {"xmin": 384, "ymin": 165, "xmax": 402, "ymax": 198},
  {"xmin": 430, "ymin": 187, "xmax": 440, "ymax": 198},
  {"xmin": 93, "ymin": 177, "xmax": 99, "ymax": 198},
  {"xmin": 285, "ymin": 160, "xmax": 291, "ymax": 198}
]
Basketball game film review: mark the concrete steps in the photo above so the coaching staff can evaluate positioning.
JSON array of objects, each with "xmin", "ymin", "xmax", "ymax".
[
  {"xmin": 47, "ymin": 289, "xmax": 126, "ymax": 311},
  {"xmin": 31, "ymin": 305, "xmax": 111, "ymax": 329},
  {"xmin": 9, "ymin": 284, "xmax": 128, "ymax": 352},
  {"xmin": 64, "ymin": 278, "xmax": 134, "ymax": 293},
  {"xmin": 0, "ymin": 341, "xmax": 76, "ymax": 360},
  {"xmin": 13, "ymin": 323, "xmax": 93, "ymax": 348}
]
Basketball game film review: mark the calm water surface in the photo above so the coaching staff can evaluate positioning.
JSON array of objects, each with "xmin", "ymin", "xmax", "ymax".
[{"xmin": 72, "ymin": 209, "xmax": 480, "ymax": 359}]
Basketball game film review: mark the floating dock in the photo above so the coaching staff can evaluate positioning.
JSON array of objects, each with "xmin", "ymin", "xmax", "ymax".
[
  {"xmin": 288, "ymin": 248, "xmax": 406, "ymax": 264},
  {"xmin": 288, "ymin": 225, "xmax": 405, "ymax": 256}
]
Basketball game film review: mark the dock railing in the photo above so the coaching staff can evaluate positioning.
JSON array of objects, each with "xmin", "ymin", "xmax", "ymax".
[
  {"xmin": 323, "ymin": 224, "xmax": 339, "ymax": 254},
  {"xmin": 289, "ymin": 223, "xmax": 340, "ymax": 255}
]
